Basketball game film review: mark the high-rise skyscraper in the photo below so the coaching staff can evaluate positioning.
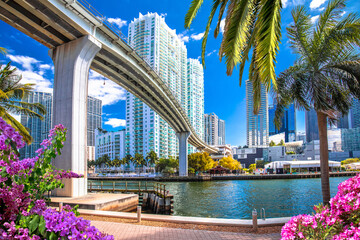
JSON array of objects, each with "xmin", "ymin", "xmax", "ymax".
[
  {"xmin": 126, "ymin": 13, "xmax": 204, "ymax": 158},
  {"xmin": 218, "ymin": 119, "xmax": 225, "ymax": 145},
  {"xmin": 204, "ymin": 113, "xmax": 225, "ymax": 145},
  {"xmin": 20, "ymin": 92, "xmax": 102, "ymax": 158},
  {"xmin": 204, "ymin": 113, "xmax": 218, "ymax": 145},
  {"xmin": 305, "ymin": 108, "xmax": 319, "ymax": 143},
  {"xmin": 351, "ymin": 99, "xmax": 360, "ymax": 128},
  {"xmin": 20, "ymin": 92, "xmax": 52, "ymax": 159},
  {"xmin": 246, "ymin": 80, "xmax": 268, "ymax": 147},
  {"xmin": 87, "ymin": 96, "xmax": 102, "ymax": 146},
  {"xmin": 269, "ymin": 102, "xmax": 296, "ymax": 142}
]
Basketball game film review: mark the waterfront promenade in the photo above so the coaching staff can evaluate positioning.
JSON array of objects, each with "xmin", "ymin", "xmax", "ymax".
[
  {"xmin": 92, "ymin": 220, "xmax": 281, "ymax": 240},
  {"xmin": 89, "ymin": 171, "xmax": 356, "ymax": 182}
]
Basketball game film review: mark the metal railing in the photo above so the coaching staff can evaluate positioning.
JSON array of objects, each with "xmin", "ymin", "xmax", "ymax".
[{"xmin": 88, "ymin": 181, "xmax": 168, "ymax": 198}]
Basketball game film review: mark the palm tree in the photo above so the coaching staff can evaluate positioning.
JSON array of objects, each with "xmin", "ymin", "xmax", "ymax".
[
  {"xmin": 0, "ymin": 62, "xmax": 46, "ymax": 144},
  {"xmin": 274, "ymin": 0, "xmax": 360, "ymax": 205},
  {"xmin": 185, "ymin": 0, "xmax": 282, "ymax": 113},
  {"xmin": 146, "ymin": 150, "xmax": 158, "ymax": 172}
]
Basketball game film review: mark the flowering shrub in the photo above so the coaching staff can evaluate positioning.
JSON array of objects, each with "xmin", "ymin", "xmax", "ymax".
[
  {"xmin": 281, "ymin": 174, "xmax": 360, "ymax": 239},
  {"xmin": 0, "ymin": 117, "xmax": 113, "ymax": 239}
]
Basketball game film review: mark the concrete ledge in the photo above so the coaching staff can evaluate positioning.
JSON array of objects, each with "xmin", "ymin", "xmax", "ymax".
[
  {"xmin": 78, "ymin": 209, "xmax": 290, "ymax": 227},
  {"xmin": 51, "ymin": 193, "xmax": 138, "ymax": 211}
]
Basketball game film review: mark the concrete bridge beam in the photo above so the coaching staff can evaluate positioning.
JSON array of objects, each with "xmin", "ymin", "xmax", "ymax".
[
  {"xmin": 50, "ymin": 35, "xmax": 101, "ymax": 197},
  {"xmin": 176, "ymin": 132, "xmax": 190, "ymax": 176}
]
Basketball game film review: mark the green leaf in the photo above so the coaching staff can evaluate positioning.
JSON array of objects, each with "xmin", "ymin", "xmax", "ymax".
[
  {"xmin": 39, "ymin": 216, "xmax": 46, "ymax": 236},
  {"xmin": 28, "ymin": 215, "xmax": 40, "ymax": 234},
  {"xmin": 49, "ymin": 232, "xmax": 58, "ymax": 240}
]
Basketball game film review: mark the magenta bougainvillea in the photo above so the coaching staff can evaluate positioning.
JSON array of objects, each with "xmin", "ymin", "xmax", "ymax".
[
  {"xmin": 281, "ymin": 173, "xmax": 360, "ymax": 239},
  {"xmin": 0, "ymin": 117, "xmax": 113, "ymax": 239}
]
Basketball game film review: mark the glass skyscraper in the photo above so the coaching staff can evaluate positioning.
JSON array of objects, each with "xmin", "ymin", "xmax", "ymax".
[
  {"xmin": 269, "ymin": 103, "xmax": 296, "ymax": 142},
  {"xmin": 20, "ymin": 92, "xmax": 102, "ymax": 158},
  {"xmin": 126, "ymin": 13, "xmax": 204, "ymax": 158},
  {"xmin": 351, "ymin": 99, "xmax": 360, "ymax": 128},
  {"xmin": 246, "ymin": 80, "xmax": 269, "ymax": 147},
  {"xmin": 20, "ymin": 92, "xmax": 52, "ymax": 158},
  {"xmin": 305, "ymin": 108, "xmax": 319, "ymax": 143}
]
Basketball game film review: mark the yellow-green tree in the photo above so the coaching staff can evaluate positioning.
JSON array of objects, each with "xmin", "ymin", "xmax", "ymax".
[
  {"xmin": 249, "ymin": 163, "xmax": 256, "ymax": 173},
  {"xmin": 219, "ymin": 156, "xmax": 241, "ymax": 170},
  {"xmin": 341, "ymin": 158, "xmax": 360, "ymax": 165},
  {"xmin": 188, "ymin": 152, "xmax": 216, "ymax": 173}
]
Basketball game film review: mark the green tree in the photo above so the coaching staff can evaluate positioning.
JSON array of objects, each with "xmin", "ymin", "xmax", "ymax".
[
  {"xmin": 256, "ymin": 160, "xmax": 267, "ymax": 168},
  {"xmin": 146, "ymin": 150, "xmax": 158, "ymax": 167},
  {"xmin": 269, "ymin": 140, "xmax": 276, "ymax": 147},
  {"xmin": 277, "ymin": 139, "xmax": 285, "ymax": 146},
  {"xmin": 249, "ymin": 163, "xmax": 256, "ymax": 173},
  {"xmin": 155, "ymin": 157, "xmax": 179, "ymax": 174},
  {"xmin": 134, "ymin": 153, "xmax": 145, "ymax": 167},
  {"xmin": 0, "ymin": 62, "xmax": 46, "ymax": 144},
  {"xmin": 185, "ymin": 0, "xmax": 282, "ymax": 113},
  {"xmin": 122, "ymin": 154, "xmax": 133, "ymax": 167},
  {"xmin": 274, "ymin": 0, "xmax": 360, "ymax": 205}
]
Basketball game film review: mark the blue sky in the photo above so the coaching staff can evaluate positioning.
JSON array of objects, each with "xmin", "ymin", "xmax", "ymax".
[{"xmin": 0, "ymin": 0, "xmax": 359, "ymax": 146}]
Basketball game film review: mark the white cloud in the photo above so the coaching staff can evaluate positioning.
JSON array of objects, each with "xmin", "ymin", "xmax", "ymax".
[
  {"xmin": 311, "ymin": 15, "xmax": 319, "ymax": 23},
  {"xmin": 160, "ymin": 13, "xmax": 167, "ymax": 18},
  {"xmin": 191, "ymin": 32, "xmax": 205, "ymax": 41},
  {"xmin": 220, "ymin": 19, "xmax": 225, "ymax": 34},
  {"xmin": 104, "ymin": 118, "xmax": 126, "ymax": 128},
  {"xmin": 17, "ymin": 69, "xmax": 53, "ymax": 93},
  {"xmin": 88, "ymin": 70, "xmax": 126, "ymax": 106},
  {"xmin": 39, "ymin": 64, "xmax": 52, "ymax": 70},
  {"xmin": 7, "ymin": 55, "xmax": 39, "ymax": 71},
  {"xmin": 282, "ymin": 0, "xmax": 289, "ymax": 8},
  {"xmin": 318, "ymin": 7, "xmax": 325, "ymax": 11},
  {"xmin": 206, "ymin": 50, "xmax": 217, "ymax": 57},
  {"xmin": 6, "ymin": 54, "xmax": 53, "ymax": 93},
  {"xmin": 177, "ymin": 33, "xmax": 189, "ymax": 43},
  {"xmin": 341, "ymin": 11, "xmax": 346, "ymax": 17},
  {"xmin": 107, "ymin": 17, "xmax": 127, "ymax": 28},
  {"xmin": 310, "ymin": 0, "xmax": 327, "ymax": 9}
]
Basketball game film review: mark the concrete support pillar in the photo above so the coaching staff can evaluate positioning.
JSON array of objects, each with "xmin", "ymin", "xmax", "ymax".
[
  {"xmin": 50, "ymin": 35, "xmax": 101, "ymax": 197},
  {"xmin": 176, "ymin": 132, "xmax": 190, "ymax": 176}
]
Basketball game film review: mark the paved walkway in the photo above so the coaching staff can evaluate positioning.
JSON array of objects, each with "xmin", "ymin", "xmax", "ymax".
[{"xmin": 92, "ymin": 221, "xmax": 281, "ymax": 240}]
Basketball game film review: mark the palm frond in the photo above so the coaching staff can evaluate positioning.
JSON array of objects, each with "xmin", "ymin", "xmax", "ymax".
[
  {"xmin": 287, "ymin": 6, "xmax": 313, "ymax": 64},
  {"xmin": 214, "ymin": 0, "xmax": 229, "ymax": 38},
  {"xmin": 0, "ymin": 47, "xmax": 6, "ymax": 55},
  {"xmin": 238, "ymin": 0, "xmax": 261, "ymax": 86},
  {"xmin": 200, "ymin": 0, "xmax": 222, "ymax": 67},
  {"xmin": 331, "ymin": 60, "xmax": 360, "ymax": 82},
  {"xmin": 221, "ymin": 0, "xmax": 254, "ymax": 75},
  {"xmin": 185, "ymin": 0, "xmax": 204, "ymax": 29},
  {"xmin": 254, "ymin": 0, "xmax": 282, "ymax": 90}
]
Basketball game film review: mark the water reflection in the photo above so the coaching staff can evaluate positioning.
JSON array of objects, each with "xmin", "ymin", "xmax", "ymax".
[{"xmin": 165, "ymin": 177, "xmax": 350, "ymax": 219}]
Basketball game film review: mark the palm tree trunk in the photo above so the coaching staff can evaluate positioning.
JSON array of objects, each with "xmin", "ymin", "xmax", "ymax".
[{"xmin": 316, "ymin": 111, "xmax": 330, "ymax": 205}]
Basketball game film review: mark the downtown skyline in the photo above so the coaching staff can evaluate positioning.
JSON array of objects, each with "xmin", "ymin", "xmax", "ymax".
[{"xmin": 1, "ymin": 0, "xmax": 360, "ymax": 147}]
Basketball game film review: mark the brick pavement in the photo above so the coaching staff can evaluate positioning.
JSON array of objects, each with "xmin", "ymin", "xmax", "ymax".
[{"xmin": 92, "ymin": 220, "xmax": 281, "ymax": 240}]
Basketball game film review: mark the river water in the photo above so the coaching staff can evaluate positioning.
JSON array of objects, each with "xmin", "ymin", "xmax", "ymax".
[{"xmin": 164, "ymin": 177, "xmax": 350, "ymax": 219}]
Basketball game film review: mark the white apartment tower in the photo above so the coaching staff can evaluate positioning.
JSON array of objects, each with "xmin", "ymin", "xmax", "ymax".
[
  {"xmin": 246, "ymin": 79, "xmax": 269, "ymax": 147},
  {"xmin": 126, "ymin": 13, "xmax": 204, "ymax": 158},
  {"xmin": 204, "ymin": 113, "xmax": 225, "ymax": 145},
  {"xmin": 95, "ymin": 129, "xmax": 126, "ymax": 160}
]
